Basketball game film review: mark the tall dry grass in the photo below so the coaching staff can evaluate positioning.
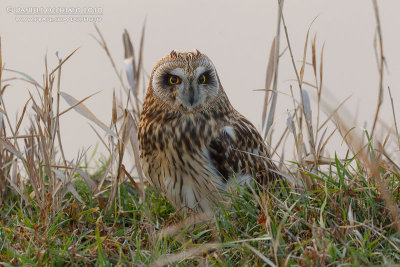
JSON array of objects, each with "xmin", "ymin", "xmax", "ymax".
[{"xmin": 0, "ymin": 0, "xmax": 399, "ymax": 265}]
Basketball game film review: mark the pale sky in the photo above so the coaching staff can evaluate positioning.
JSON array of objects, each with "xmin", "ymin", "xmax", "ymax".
[{"xmin": 1, "ymin": 0, "xmax": 399, "ymax": 165}]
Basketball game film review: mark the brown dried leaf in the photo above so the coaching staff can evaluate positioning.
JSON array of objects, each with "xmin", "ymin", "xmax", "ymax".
[
  {"xmin": 262, "ymin": 37, "xmax": 276, "ymax": 128},
  {"xmin": 112, "ymin": 90, "xmax": 117, "ymax": 125},
  {"xmin": 49, "ymin": 47, "xmax": 80, "ymax": 76},
  {"xmin": 319, "ymin": 43, "xmax": 325, "ymax": 94},
  {"xmin": 135, "ymin": 21, "xmax": 146, "ymax": 95},
  {"xmin": 311, "ymin": 34, "xmax": 317, "ymax": 80},
  {"xmin": 299, "ymin": 28, "xmax": 310, "ymax": 85},
  {"xmin": 123, "ymin": 29, "xmax": 136, "ymax": 91},
  {"xmin": 15, "ymin": 98, "xmax": 31, "ymax": 134}
]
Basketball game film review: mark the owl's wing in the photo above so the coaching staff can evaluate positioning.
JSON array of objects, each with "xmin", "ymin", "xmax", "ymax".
[{"xmin": 207, "ymin": 114, "xmax": 280, "ymax": 185}]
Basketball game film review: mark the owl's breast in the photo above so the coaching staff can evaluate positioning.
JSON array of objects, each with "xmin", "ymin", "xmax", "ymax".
[{"xmin": 138, "ymin": 113, "xmax": 224, "ymax": 212}]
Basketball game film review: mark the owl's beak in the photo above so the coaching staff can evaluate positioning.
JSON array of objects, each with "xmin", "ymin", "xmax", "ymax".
[
  {"xmin": 180, "ymin": 84, "xmax": 199, "ymax": 110},
  {"xmin": 188, "ymin": 88, "xmax": 195, "ymax": 106}
]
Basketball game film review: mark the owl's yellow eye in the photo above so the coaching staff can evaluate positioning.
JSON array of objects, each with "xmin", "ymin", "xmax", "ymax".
[
  {"xmin": 169, "ymin": 75, "xmax": 180, "ymax": 85},
  {"xmin": 199, "ymin": 74, "xmax": 206, "ymax": 84}
]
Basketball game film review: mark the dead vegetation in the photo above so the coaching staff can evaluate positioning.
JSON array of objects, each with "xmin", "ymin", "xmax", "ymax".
[{"xmin": 1, "ymin": 1, "xmax": 400, "ymax": 265}]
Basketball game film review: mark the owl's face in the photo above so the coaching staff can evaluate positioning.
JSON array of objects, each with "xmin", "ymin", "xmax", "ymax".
[{"xmin": 151, "ymin": 51, "xmax": 220, "ymax": 112}]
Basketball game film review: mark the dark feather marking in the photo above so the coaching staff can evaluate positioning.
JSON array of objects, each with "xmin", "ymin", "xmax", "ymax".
[
  {"xmin": 157, "ymin": 173, "xmax": 161, "ymax": 188},
  {"xmin": 177, "ymin": 148, "xmax": 184, "ymax": 164},
  {"xmin": 179, "ymin": 179, "xmax": 184, "ymax": 202},
  {"xmin": 173, "ymin": 170, "xmax": 178, "ymax": 189},
  {"xmin": 208, "ymin": 137, "xmax": 231, "ymax": 182},
  {"xmin": 194, "ymin": 192, "xmax": 199, "ymax": 205}
]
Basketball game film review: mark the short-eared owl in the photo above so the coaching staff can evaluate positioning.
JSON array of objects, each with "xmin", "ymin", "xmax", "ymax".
[{"xmin": 138, "ymin": 51, "xmax": 280, "ymax": 214}]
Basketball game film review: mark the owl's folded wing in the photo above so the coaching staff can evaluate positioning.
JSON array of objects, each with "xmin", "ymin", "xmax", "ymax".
[{"xmin": 207, "ymin": 116, "xmax": 280, "ymax": 185}]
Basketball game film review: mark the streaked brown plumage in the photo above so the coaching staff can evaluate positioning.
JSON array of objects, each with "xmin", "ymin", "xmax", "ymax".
[{"xmin": 138, "ymin": 51, "xmax": 280, "ymax": 214}]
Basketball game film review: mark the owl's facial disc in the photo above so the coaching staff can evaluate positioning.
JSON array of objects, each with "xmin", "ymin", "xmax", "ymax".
[{"xmin": 152, "ymin": 62, "xmax": 220, "ymax": 112}]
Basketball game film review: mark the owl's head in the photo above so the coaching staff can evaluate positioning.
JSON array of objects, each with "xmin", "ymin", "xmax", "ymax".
[{"xmin": 150, "ymin": 50, "xmax": 221, "ymax": 112}]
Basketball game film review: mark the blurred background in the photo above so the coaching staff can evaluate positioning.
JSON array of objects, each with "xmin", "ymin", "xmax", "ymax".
[{"xmin": 0, "ymin": 0, "xmax": 399, "ymax": 166}]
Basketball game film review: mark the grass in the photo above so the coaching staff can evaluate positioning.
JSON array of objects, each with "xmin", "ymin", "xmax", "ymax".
[
  {"xmin": 1, "ymin": 1, "xmax": 400, "ymax": 266},
  {"xmin": 1, "ymin": 163, "xmax": 399, "ymax": 265}
]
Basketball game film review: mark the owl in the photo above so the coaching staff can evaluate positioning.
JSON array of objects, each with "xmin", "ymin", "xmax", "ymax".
[{"xmin": 138, "ymin": 51, "xmax": 281, "ymax": 214}]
